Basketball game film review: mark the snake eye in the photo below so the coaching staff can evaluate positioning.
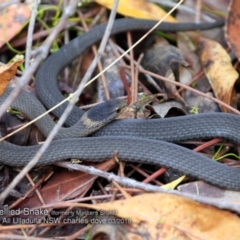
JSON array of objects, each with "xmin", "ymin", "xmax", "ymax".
[{"xmin": 115, "ymin": 107, "xmax": 121, "ymax": 114}]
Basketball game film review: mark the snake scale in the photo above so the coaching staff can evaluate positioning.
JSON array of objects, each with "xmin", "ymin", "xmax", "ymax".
[{"xmin": 2, "ymin": 18, "xmax": 240, "ymax": 191}]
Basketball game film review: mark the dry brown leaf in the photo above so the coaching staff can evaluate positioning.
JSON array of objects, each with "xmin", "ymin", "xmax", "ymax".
[
  {"xmin": 142, "ymin": 40, "xmax": 188, "ymax": 105},
  {"xmin": 0, "ymin": 59, "xmax": 24, "ymax": 95},
  {"xmin": 153, "ymin": 100, "xmax": 186, "ymax": 117},
  {"xmin": 197, "ymin": 37, "xmax": 238, "ymax": 112},
  {"xmin": 176, "ymin": 0, "xmax": 226, "ymax": 96},
  {"xmin": 85, "ymin": 193, "xmax": 240, "ymax": 240},
  {"xmin": 226, "ymin": 0, "xmax": 240, "ymax": 61},
  {"xmin": 17, "ymin": 159, "xmax": 116, "ymax": 210},
  {"xmin": 94, "ymin": 0, "xmax": 176, "ymax": 22},
  {"xmin": 0, "ymin": 1, "xmax": 31, "ymax": 48}
]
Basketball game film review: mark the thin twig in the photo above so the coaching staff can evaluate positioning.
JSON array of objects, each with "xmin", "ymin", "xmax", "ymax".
[
  {"xmin": 89, "ymin": 7, "xmax": 106, "ymax": 28},
  {"xmin": 78, "ymin": 10, "xmax": 110, "ymax": 99},
  {"xmin": 54, "ymin": 162, "xmax": 240, "ymax": 213},
  {"xmin": 63, "ymin": 0, "xmax": 70, "ymax": 82},
  {"xmin": 25, "ymin": 0, "xmax": 38, "ymax": 69},
  {"xmin": 195, "ymin": 0, "xmax": 202, "ymax": 23},
  {"xmin": 134, "ymin": 53, "xmax": 144, "ymax": 100},
  {"xmin": 127, "ymin": 31, "xmax": 135, "ymax": 102}
]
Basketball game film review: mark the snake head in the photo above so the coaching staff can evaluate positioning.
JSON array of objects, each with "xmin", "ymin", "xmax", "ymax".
[
  {"xmin": 80, "ymin": 99, "xmax": 127, "ymax": 135},
  {"xmin": 87, "ymin": 98, "xmax": 127, "ymax": 122}
]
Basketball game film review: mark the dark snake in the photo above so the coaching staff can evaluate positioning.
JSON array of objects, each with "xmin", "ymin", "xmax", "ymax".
[{"xmin": 2, "ymin": 19, "xmax": 240, "ymax": 191}]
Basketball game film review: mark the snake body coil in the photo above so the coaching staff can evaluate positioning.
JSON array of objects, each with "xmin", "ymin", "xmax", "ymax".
[
  {"xmin": 35, "ymin": 18, "xmax": 225, "ymax": 126},
  {"xmin": 2, "ymin": 19, "xmax": 240, "ymax": 191}
]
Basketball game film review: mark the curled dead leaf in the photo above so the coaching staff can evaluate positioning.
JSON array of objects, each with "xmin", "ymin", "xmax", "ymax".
[
  {"xmin": 197, "ymin": 37, "xmax": 238, "ymax": 112},
  {"xmin": 142, "ymin": 39, "xmax": 189, "ymax": 105},
  {"xmin": 0, "ymin": 59, "xmax": 24, "ymax": 95},
  {"xmin": 0, "ymin": 1, "xmax": 31, "ymax": 47},
  {"xmin": 226, "ymin": 0, "xmax": 240, "ymax": 61}
]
